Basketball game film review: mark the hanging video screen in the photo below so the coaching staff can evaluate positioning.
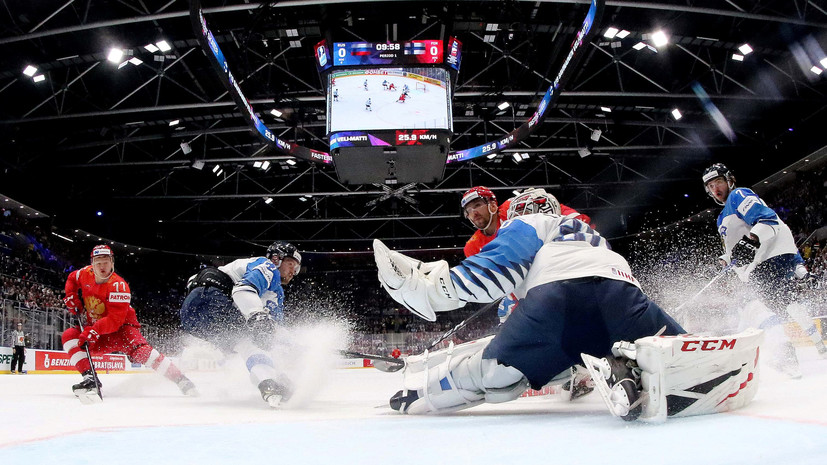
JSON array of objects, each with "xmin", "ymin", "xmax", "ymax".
[{"xmin": 326, "ymin": 67, "xmax": 452, "ymax": 133}]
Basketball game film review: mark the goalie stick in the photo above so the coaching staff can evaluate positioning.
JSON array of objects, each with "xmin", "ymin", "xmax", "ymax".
[{"xmin": 672, "ymin": 261, "xmax": 737, "ymax": 317}]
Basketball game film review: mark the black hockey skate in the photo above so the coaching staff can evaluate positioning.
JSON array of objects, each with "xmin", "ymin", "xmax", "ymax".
[
  {"xmin": 73, "ymin": 370, "xmax": 103, "ymax": 404},
  {"xmin": 389, "ymin": 389, "xmax": 420, "ymax": 413},
  {"xmin": 177, "ymin": 376, "xmax": 199, "ymax": 397},
  {"xmin": 258, "ymin": 378, "xmax": 292, "ymax": 408},
  {"xmin": 581, "ymin": 354, "xmax": 643, "ymax": 421}
]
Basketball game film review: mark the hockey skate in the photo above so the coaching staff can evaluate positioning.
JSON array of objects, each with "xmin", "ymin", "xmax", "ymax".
[
  {"xmin": 177, "ymin": 377, "xmax": 200, "ymax": 397},
  {"xmin": 258, "ymin": 378, "xmax": 292, "ymax": 408},
  {"xmin": 580, "ymin": 354, "xmax": 643, "ymax": 421},
  {"xmin": 563, "ymin": 364, "xmax": 595, "ymax": 401},
  {"xmin": 389, "ymin": 389, "xmax": 420, "ymax": 413},
  {"xmin": 73, "ymin": 370, "xmax": 103, "ymax": 404}
]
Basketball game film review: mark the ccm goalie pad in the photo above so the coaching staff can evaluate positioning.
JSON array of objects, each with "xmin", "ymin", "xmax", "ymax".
[
  {"xmin": 581, "ymin": 328, "xmax": 763, "ymax": 422},
  {"xmin": 389, "ymin": 336, "xmax": 529, "ymax": 414}
]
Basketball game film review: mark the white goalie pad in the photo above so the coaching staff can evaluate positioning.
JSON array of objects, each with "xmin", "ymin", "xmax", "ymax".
[
  {"xmin": 582, "ymin": 329, "xmax": 764, "ymax": 422},
  {"xmin": 633, "ymin": 328, "xmax": 763, "ymax": 422},
  {"xmin": 373, "ymin": 239, "xmax": 462, "ymax": 321},
  {"xmin": 395, "ymin": 336, "xmax": 528, "ymax": 414}
]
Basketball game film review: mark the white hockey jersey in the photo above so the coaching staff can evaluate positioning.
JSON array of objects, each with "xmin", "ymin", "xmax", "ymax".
[
  {"xmin": 715, "ymin": 187, "xmax": 802, "ymax": 279},
  {"xmin": 218, "ymin": 257, "xmax": 286, "ymax": 321},
  {"xmin": 449, "ymin": 214, "xmax": 639, "ymax": 304}
]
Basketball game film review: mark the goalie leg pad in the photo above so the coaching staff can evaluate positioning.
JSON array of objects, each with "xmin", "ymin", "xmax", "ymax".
[
  {"xmin": 634, "ymin": 328, "xmax": 764, "ymax": 422},
  {"xmin": 394, "ymin": 338, "xmax": 528, "ymax": 414}
]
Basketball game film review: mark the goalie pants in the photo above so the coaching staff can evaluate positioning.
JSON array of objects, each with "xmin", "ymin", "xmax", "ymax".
[{"xmin": 484, "ymin": 277, "xmax": 684, "ymax": 389}]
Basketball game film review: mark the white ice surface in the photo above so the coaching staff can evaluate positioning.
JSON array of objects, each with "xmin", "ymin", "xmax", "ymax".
[
  {"xmin": 329, "ymin": 72, "xmax": 450, "ymax": 131},
  {"xmin": 1, "ymin": 347, "xmax": 825, "ymax": 465}
]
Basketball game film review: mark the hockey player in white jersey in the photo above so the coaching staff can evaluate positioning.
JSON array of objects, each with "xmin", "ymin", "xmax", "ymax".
[
  {"xmin": 179, "ymin": 241, "xmax": 302, "ymax": 407},
  {"xmin": 374, "ymin": 188, "xmax": 765, "ymax": 421},
  {"xmin": 703, "ymin": 163, "xmax": 827, "ymax": 368}
]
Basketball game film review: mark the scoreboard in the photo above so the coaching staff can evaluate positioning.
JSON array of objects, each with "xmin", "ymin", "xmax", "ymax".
[{"xmin": 333, "ymin": 40, "xmax": 443, "ymax": 66}]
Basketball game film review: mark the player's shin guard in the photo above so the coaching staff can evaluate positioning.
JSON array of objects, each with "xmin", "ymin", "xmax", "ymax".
[
  {"xmin": 390, "ymin": 336, "xmax": 528, "ymax": 414},
  {"xmin": 595, "ymin": 328, "xmax": 764, "ymax": 422},
  {"xmin": 132, "ymin": 344, "xmax": 196, "ymax": 393},
  {"xmin": 62, "ymin": 329, "xmax": 91, "ymax": 374}
]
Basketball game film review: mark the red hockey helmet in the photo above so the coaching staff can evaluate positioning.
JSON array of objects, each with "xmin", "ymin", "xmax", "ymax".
[
  {"xmin": 90, "ymin": 245, "xmax": 113, "ymax": 260},
  {"xmin": 461, "ymin": 186, "xmax": 497, "ymax": 209}
]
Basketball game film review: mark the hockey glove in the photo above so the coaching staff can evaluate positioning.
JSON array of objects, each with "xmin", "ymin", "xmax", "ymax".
[
  {"xmin": 63, "ymin": 294, "xmax": 81, "ymax": 316},
  {"xmin": 731, "ymin": 235, "xmax": 760, "ymax": 264},
  {"xmin": 78, "ymin": 327, "xmax": 100, "ymax": 349},
  {"xmin": 796, "ymin": 273, "xmax": 821, "ymax": 291},
  {"xmin": 247, "ymin": 312, "xmax": 277, "ymax": 350}
]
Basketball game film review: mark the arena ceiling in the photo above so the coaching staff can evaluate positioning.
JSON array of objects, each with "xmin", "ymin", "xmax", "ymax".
[{"xmin": 1, "ymin": 0, "xmax": 826, "ymax": 256}]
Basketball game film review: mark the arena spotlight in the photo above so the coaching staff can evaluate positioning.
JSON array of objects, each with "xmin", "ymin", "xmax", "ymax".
[
  {"xmin": 633, "ymin": 42, "xmax": 647, "ymax": 50},
  {"xmin": 616, "ymin": 30, "xmax": 630, "ymax": 39},
  {"xmin": 651, "ymin": 30, "xmax": 668, "ymax": 47},
  {"xmin": 810, "ymin": 66, "xmax": 823, "ymax": 75},
  {"xmin": 144, "ymin": 44, "xmax": 159, "ymax": 53},
  {"xmin": 600, "ymin": 106, "xmax": 611, "ymax": 112},
  {"xmin": 603, "ymin": 27, "xmax": 619, "ymax": 39},
  {"xmin": 737, "ymin": 44, "xmax": 753, "ymax": 55},
  {"xmin": 253, "ymin": 161, "xmax": 263, "ymax": 168},
  {"xmin": 270, "ymin": 109, "xmax": 283, "ymax": 117},
  {"xmin": 497, "ymin": 101, "xmax": 510, "ymax": 110},
  {"xmin": 731, "ymin": 54, "xmax": 744, "ymax": 62},
  {"xmin": 671, "ymin": 108, "xmax": 683, "ymax": 120},
  {"xmin": 512, "ymin": 153, "xmax": 522, "ymax": 163},
  {"xmin": 23, "ymin": 65, "xmax": 37, "ymax": 76},
  {"xmin": 578, "ymin": 148, "xmax": 591, "ymax": 158},
  {"xmin": 107, "ymin": 48, "xmax": 124, "ymax": 63},
  {"xmin": 260, "ymin": 161, "xmax": 271, "ymax": 170},
  {"xmin": 212, "ymin": 164, "xmax": 220, "ymax": 173},
  {"xmin": 590, "ymin": 129, "xmax": 602, "ymax": 142},
  {"xmin": 156, "ymin": 40, "xmax": 172, "ymax": 52},
  {"xmin": 33, "ymin": 74, "xmax": 46, "ymax": 83},
  {"xmin": 286, "ymin": 159, "xmax": 297, "ymax": 166},
  {"xmin": 264, "ymin": 197, "xmax": 273, "ymax": 204},
  {"xmin": 169, "ymin": 120, "xmax": 179, "ymax": 126},
  {"xmin": 180, "ymin": 142, "xmax": 192, "ymax": 155},
  {"xmin": 821, "ymin": 58, "xmax": 827, "ymax": 68}
]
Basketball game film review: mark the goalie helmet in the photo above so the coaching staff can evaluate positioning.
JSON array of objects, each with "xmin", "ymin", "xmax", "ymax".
[
  {"xmin": 702, "ymin": 163, "xmax": 735, "ymax": 205},
  {"xmin": 266, "ymin": 241, "xmax": 302, "ymax": 268},
  {"xmin": 506, "ymin": 188, "xmax": 561, "ymax": 219}
]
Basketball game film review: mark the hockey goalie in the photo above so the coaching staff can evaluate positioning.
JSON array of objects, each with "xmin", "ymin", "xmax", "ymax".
[{"xmin": 373, "ymin": 188, "xmax": 763, "ymax": 421}]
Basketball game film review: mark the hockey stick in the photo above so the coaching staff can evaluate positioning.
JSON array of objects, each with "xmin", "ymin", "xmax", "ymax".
[
  {"xmin": 425, "ymin": 299, "xmax": 501, "ymax": 351},
  {"xmin": 338, "ymin": 350, "xmax": 405, "ymax": 373},
  {"xmin": 76, "ymin": 290, "xmax": 103, "ymax": 402},
  {"xmin": 672, "ymin": 261, "xmax": 737, "ymax": 316}
]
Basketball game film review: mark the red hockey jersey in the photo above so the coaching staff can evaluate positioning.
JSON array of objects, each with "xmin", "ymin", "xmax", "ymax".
[{"xmin": 65, "ymin": 266, "xmax": 140, "ymax": 335}]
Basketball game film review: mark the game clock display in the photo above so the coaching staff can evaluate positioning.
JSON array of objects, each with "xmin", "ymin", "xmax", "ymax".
[{"xmin": 333, "ymin": 40, "xmax": 443, "ymax": 66}]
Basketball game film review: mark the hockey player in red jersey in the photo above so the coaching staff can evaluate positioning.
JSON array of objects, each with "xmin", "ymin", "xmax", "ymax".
[{"xmin": 61, "ymin": 245, "xmax": 197, "ymax": 400}]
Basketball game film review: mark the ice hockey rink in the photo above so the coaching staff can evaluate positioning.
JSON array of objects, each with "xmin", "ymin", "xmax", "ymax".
[
  {"xmin": 329, "ymin": 72, "xmax": 450, "ymax": 131},
  {"xmin": 1, "ymin": 346, "xmax": 825, "ymax": 465}
]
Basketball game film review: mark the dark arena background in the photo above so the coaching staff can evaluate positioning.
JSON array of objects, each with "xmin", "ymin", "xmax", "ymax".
[{"xmin": 1, "ymin": 1, "xmax": 826, "ymax": 463}]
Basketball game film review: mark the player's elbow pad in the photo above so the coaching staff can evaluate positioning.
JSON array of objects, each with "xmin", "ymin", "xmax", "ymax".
[{"xmin": 231, "ymin": 286, "xmax": 265, "ymax": 319}]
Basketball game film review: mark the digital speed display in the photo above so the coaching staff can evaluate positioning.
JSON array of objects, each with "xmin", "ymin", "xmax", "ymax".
[{"xmin": 332, "ymin": 40, "xmax": 443, "ymax": 66}]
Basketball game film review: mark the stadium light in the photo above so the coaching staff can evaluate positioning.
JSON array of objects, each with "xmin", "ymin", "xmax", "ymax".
[
  {"xmin": 512, "ymin": 153, "xmax": 522, "ymax": 163},
  {"xmin": 270, "ymin": 109, "xmax": 283, "ymax": 117},
  {"xmin": 821, "ymin": 58, "xmax": 827, "ymax": 68},
  {"xmin": 144, "ymin": 44, "xmax": 159, "ymax": 53},
  {"xmin": 212, "ymin": 164, "xmax": 220, "ymax": 173},
  {"xmin": 731, "ymin": 54, "xmax": 744, "ymax": 62},
  {"xmin": 651, "ymin": 30, "xmax": 668, "ymax": 47},
  {"xmin": 33, "ymin": 74, "xmax": 46, "ymax": 83},
  {"xmin": 671, "ymin": 108, "xmax": 683, "ymax": 120},
  {"xmin": 286, "ymin": 159, "xmax": 297, "ymax": 166},
  {"xmin": 633, "ymin": 42, "xmax": 647, "ymax": 51},
  {"xmin": 811, "ymin": 66, "xmax": 823, "ymax": 75},
  {"xmin": 253, "ymin": 161, "xmax": 263, "ymax": 168},
  {"xmin": 578, "ymin": 148, "xmax": 591, "ymax": 158},
  {"xmin": 23, "ymin": 65, "xmax": 37, "ymax": 76},
  {"xmin": 497, "ymin": 101, "xmax": 510, "ymax": 110},
  {"xmin": 260, "ymin": 161, "xmax": 271, "ymax": 170},
  {"xmin": 603, "ymin": 27, "xmax": 619, "ymax": 39},
  {"xmin": 600, "ymin": 106, "xmax": 611, "ymax": 112},
  {"xmin": 737, "ymin": 44, "xmax": 753, "ymax": 55},
  {"xmin": 129, "ymin": 57, "xmax": 142, "ymax": 66},
  {"xmin": 616, "ymin": 30, "xmax": 630, "ymax": 39},
  {"xmin": 264, "ymin": 197, "xmax": 273, "ymax": 204},
  {"xmin": 169, "ymin": 119, "xmax": 179, "ymax": 126},
  {"xmin": 107, "ymin": 48, "xmax": 124, "ymax": 63},
  {"xmin": 590, "ymin": 129, "xmax": 602, "ymax": 142},
  {"xmin": 180, "ymin": 142, "xmax": 192, "ymax": 155},
  {"xmin": 156, "ymin": 40, "xmax": 171, "ymax": 52}
]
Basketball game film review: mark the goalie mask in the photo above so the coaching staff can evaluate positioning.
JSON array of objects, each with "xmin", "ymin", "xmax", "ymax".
[
  {"xmin": 266, "ymin": 241, "xmax": 302, "ymax": 276},
  {"xmin": 506, "ymin": 188, "xmax": 561, "ymax": 219},
  {"xmin": 702, "ymin": 163, "xmax": 735, "ymax": 206}
]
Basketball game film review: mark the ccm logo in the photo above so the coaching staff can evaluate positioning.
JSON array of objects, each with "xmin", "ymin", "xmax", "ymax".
[
  {"xmin": 681, "ymin": 339, "xmax": 736, "ymax": 351},
  {"xmin": 108, "ymin": 292, "xmax": 131, "ymax": 303}
]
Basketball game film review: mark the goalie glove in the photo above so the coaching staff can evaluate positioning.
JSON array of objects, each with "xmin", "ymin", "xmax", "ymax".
[{"xmin": 373, "ymin": 239, "xmax": 462, "ymax": 321}]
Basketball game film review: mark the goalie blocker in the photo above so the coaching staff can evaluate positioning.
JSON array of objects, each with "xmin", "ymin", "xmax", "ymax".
[{"xmin": 582, "ymin": 328, "xmax": 763, "ymax": 422}]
